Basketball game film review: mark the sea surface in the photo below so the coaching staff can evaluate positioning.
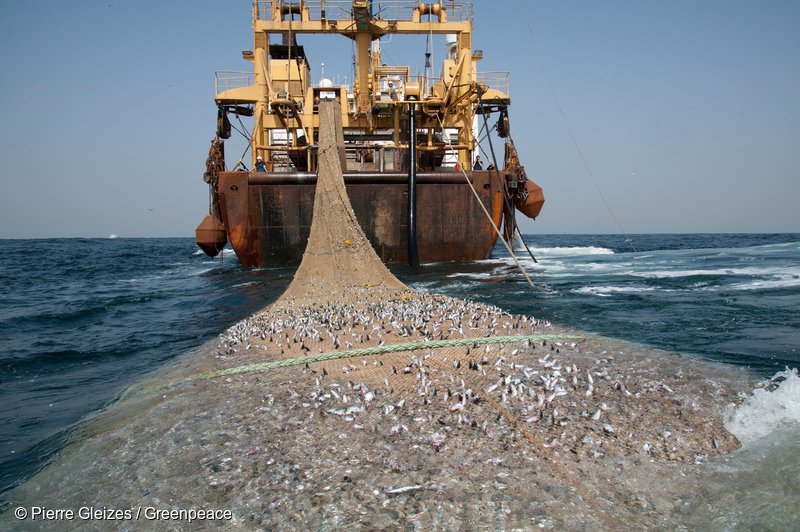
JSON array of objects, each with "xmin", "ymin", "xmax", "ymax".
[{"xmin": 1, "ymin": 233, "xmax": 799, "ymax": 520}]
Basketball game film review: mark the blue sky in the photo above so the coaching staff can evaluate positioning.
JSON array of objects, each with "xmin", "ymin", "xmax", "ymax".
[{"xmin": 1, "ymin": 0, "xmax": 798, "ymax": 238}]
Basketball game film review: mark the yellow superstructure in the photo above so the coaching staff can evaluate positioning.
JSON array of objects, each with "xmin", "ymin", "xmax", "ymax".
[{"xmin": 214, "ymin": 1, "xmax": 510, "ymax": 172}]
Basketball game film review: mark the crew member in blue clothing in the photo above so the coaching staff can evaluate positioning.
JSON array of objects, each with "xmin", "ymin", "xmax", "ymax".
[
  {"xmin": 473, "ymin": 155, "xmax": 483, "ymax": 170},
  {"xmin": 255, "ymin": 155, "xmax": 267, "ymax": 172}
]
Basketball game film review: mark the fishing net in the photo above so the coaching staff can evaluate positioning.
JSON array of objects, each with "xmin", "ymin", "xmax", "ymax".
[
  {"xmin": 4, "ymin": 100, "xmax": 748, "ymax": 532},
  {"xmin": 216, "ymin": 100, "xmax": 737, "ymax": 521},
  {"xmin": 237, "ymin": 101, "xmax": 588, "ymax": 466},
  {"xmin": 277, "ymin": 100, "xmax": 409, "ymax": 307},
  {"xmin": 212, "ymin": 97, "xmax": 736, "ymax": 479},
  {"xmin": 254, "ymin": 101, "xmax": 560, "ymax": 415}
]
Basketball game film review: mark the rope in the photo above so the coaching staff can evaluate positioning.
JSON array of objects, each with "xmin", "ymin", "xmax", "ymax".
[
  {"xmin": 235, "ymin": 114, "xmax": 251, "ymax": 141},
  {"xmin": 517, "ymin": 0, "xmax": 638, "ymax": 255},
  {"xmin": 119, "ymin": 334, "xmax": 579, "ymax": 401},
  {"xmin": 475, "ymin": 99, "xmax": 539, "ymax": 264},
  {"xmin": 514, "ymin": 226, "xmax": 539, "ymax": 264},
  {"xmin": 434, "ymin": 112, "xmax": 538, "ymax": 289},
  {"xmin": 477, "ymin": 99, "xmax": 517, "ymax": 248},
  {"xmin": 232, "ymin": 139, "xmax": 252, "ymax": 172}
]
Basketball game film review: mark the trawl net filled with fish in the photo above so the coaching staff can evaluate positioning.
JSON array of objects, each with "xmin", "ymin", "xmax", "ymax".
[{"xmin": 3, "ymin": 101, "xmax": 762, "ymax": 530}]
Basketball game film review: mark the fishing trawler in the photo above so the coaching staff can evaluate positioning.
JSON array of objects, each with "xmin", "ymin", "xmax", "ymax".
[{"xmin": 196, "ymin": 1, "xmax": 544, "ymax": 267}]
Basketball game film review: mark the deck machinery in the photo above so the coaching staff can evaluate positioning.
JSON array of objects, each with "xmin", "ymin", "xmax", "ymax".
[{"xmin": 196, "ymin": 1, "xmax": 543, "ymax": 267}]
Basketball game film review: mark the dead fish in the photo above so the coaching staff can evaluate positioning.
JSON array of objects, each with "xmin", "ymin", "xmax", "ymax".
[{"xmin": 386, "ymin": 485, "xmax": 422, "ymax": 495}]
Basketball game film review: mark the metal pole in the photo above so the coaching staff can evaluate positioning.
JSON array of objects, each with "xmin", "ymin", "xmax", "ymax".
[{"xmin": 407, "ymin": 101, "xmax": 419, "ymax": 266}]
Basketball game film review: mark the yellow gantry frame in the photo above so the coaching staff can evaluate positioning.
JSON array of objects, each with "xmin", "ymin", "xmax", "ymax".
[{"xmin": 215, "ymin": 1, "xmax": 509, "ymax": 170}]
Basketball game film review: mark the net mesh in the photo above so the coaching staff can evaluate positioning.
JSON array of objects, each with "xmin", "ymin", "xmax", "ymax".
[
  {"xmin": 235, "ymin": 100, "xmax": 599, "ymax": 498},
  {"xmin": 277, "ymin": 100, "xmax": 409, "ymax": 307},
  {"xmin": 203, "ymin": 100, "xmax": 736, "ymax": 512}
]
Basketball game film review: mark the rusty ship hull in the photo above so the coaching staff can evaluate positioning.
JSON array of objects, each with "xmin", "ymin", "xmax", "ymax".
[{"xmin": 217, "ymin": 170, "xmax": 503, "ymax": 267}]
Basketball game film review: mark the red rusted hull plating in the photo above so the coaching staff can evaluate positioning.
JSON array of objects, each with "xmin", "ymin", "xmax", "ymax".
[{"xmin": 215, "ymin": 170, "xmax": 505, "ymax": 267}]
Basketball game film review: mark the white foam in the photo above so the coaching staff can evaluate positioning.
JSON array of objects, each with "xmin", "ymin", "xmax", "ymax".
[
  {"xmin": 448, "ymin": 272, "xmax": 496, "ymax": 280},
  {"xmin": 442, "ymin": 281, "xmax": 480, "ymax": 292},
  {"xmin": 572, "ymin": 285, "xmax": 660, "ymax": 297},
  {"xmin": 494, "ymin": 256, "xmax": 623, "ymax": 277},
  {"xmin": 752, "ymin": 241, "xmax": 800, "ymax": 251},
  {"xmin": 527, "ymin": 246, "xmax": 615, "ymax": 257},
  {"xmin": 724, "ymin": 368, "xmax": 800, "ymax": 447},
  {"xmin": 633, "ymin": 266, "xmax": 797, "ymax": 279},
  {"xmin": 724, "ymin": 277, "xmax": 800, "ymax": 291},
  {"xmin": 194, "ymin": 246, "xmax": 234, "ymax": 257}
]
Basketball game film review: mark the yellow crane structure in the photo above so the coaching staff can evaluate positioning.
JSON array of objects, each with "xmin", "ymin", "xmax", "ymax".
[
  {"xmin": 196, "ymin": 1, "xmax": 544, "ymax": 267},
  {"xmin": 215, "ymin": 0, "xmax": 509, "ymax": 171}
]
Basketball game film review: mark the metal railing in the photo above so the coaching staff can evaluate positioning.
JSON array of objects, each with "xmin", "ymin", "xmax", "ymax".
[
  {"xmin": 213, "ymin": 69, "xmax": 505, "ymax": 99},
  {"xmin": 215, "ymin": 71, "xmax": 255, "ymax": 94},
  {"xmin": 253, "ymin": 1, "xmax": 473, "ymax": 23},
  {"xmin": 476, "ymin": 71, "xmax": 510, "ymax": 97}
]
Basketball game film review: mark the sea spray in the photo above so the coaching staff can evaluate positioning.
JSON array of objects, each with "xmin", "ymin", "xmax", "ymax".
[
  {"xmin": 680, "ymin": 370, "xmax": 800, "ymax": 529},
  {"xmin": 724, "ymin": 367, "xmax": 800, "ymax": 446}
]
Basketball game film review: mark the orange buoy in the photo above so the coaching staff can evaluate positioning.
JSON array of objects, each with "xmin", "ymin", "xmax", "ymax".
[
  {"xmin": 195, "ymin": 214, "xmax": 227, "ymax": 257},
  {"xmin": 514, "ymin": 180, "xmax": 545, "ymax": 219}
]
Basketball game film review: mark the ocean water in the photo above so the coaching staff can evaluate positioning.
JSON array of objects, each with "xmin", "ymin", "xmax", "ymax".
[
  {"xmin": 414, "ymin": 233, "xmax": 800, "ymax": 373},
  {"xmin": 1, "ymin": 233, "xmax": 799, "ymax": 520}
]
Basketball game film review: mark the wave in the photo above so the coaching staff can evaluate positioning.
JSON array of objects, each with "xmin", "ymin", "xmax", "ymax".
[
  {"xmin": 524, "ymin": 246, "xmax": 615, "ymax": 257},
  {"xmin": 447, "ymin": 272, "xmax": 496, "ymax": 280},
  {"xmin": 725, "ymin": 368, "xmax": 800, "ymax": 447},
  {"xmin": 722, "ymin": 277, "xmax": 800, "ymax": 292},
  {"xmin": 572, "ymin": 285, "xmax": 661, "ymax": 297},
  {"xmin": 747, "ymin": 241, "xmax": 800, "ymax": 251},
  {"xmin": 231, "ymin": 281, "xmax": 259, "ymax": 288},
  {"xmin": 193, "ymin": 247, "xmax": 235, "ymax": 257},
  {"xmin": 493, "ymin": 257, "xmax": 622, "ymax": 274},
  {"xmin": 632, "ymin": 266, "xmax": 799, "ymax": 279},
  {"xmin": 439, "ymin": 281, "xmax": 482, "ymax": 292},
  {"xmin": 570, "ymin": 277, "xmax": 800, "ymax": 296}
]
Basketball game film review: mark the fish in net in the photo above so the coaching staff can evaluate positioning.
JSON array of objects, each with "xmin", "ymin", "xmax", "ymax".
[{"xmin": 2, "ymin": 100, "xmax": 752, "ymax": 532}]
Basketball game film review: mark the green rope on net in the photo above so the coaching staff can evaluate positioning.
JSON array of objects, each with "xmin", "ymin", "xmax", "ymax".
[{"xmin": 119, "ymin": 334, "xmax": 580, "ymax": 401}]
